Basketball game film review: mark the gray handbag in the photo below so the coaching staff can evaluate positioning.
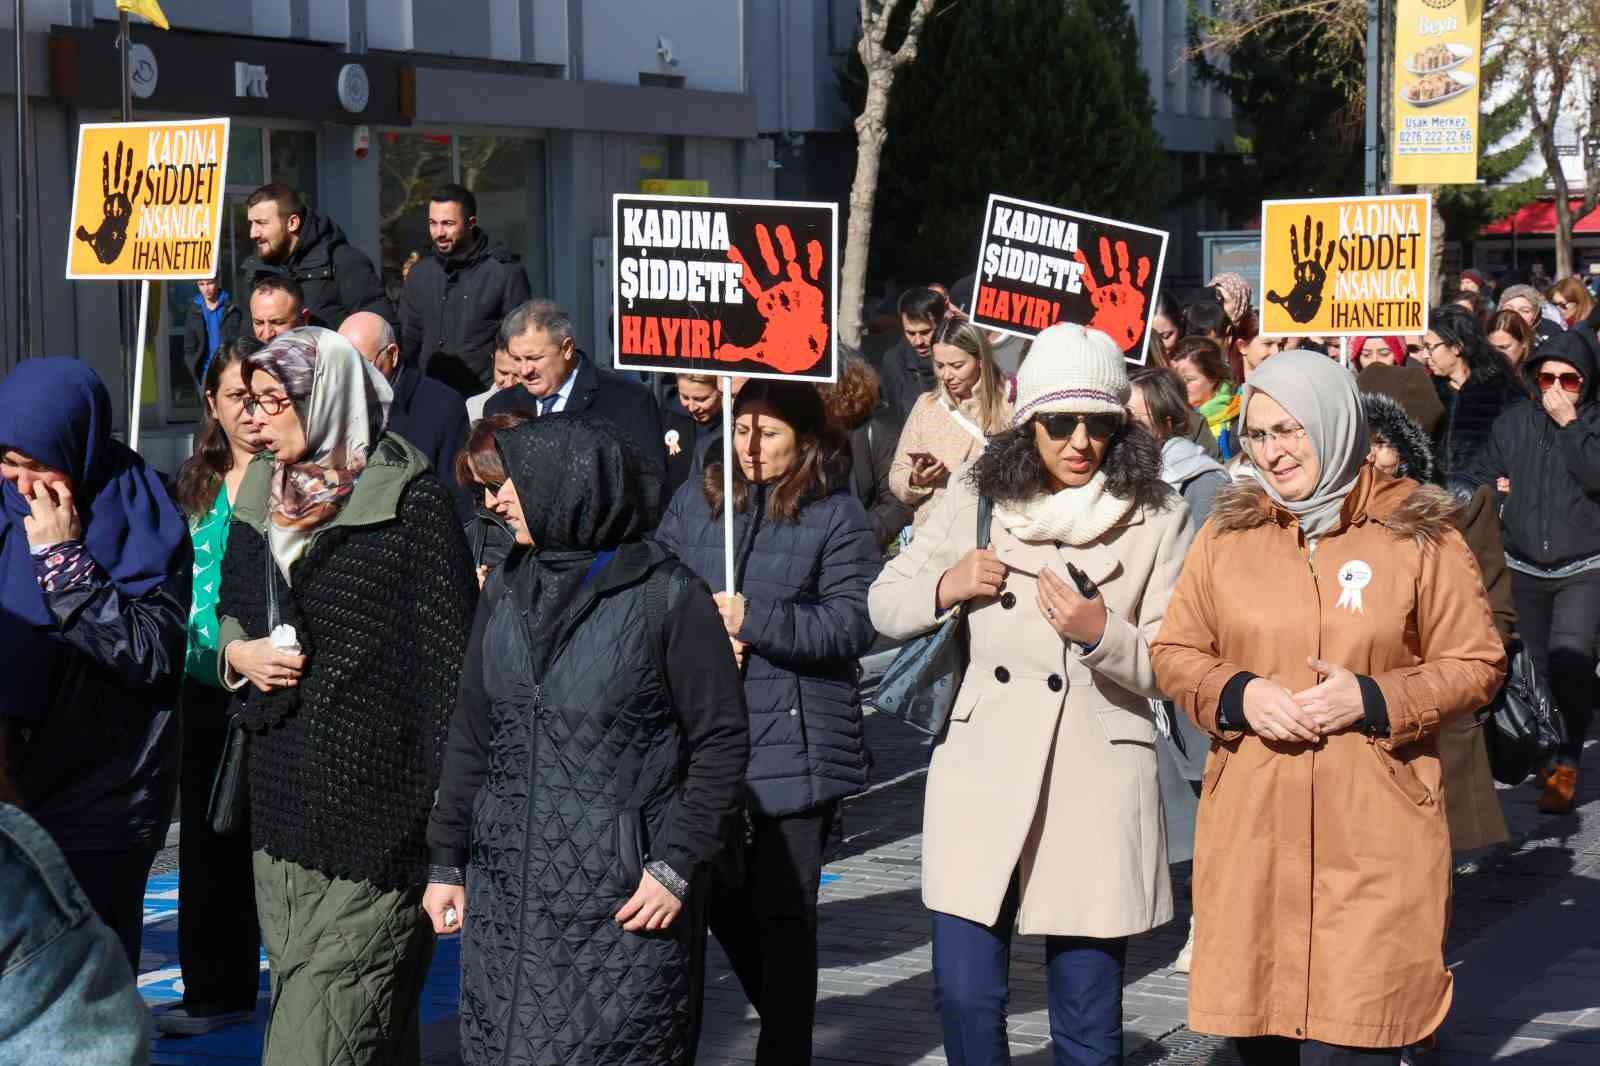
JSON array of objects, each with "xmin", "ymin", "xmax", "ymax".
[{"xmin": 872, "ymin": 496, "xmax": 993, "ymax": 736}]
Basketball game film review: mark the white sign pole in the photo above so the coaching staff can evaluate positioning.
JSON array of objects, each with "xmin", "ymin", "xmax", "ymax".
[
  {"xmin": 721, "ymin": 376, "xmax": 736, "ymax": 594},
  {"xmin": 128, "ymin": 279, "xmax": 151, "ymax": 452},
  {"xmin": 1340, "ymin": 336, "xmax": 1350, "ymax": 368}
]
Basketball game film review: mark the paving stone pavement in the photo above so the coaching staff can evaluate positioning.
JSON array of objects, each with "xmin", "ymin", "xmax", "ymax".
[{"xmin": 144, "ymin": 711, "xmax": 1600, "ymax": 1064}]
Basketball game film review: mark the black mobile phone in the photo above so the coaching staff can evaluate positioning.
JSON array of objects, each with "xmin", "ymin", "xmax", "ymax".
[{"xmin": 1065, "ymin": 562, "xmax": 1099, "ymax": 600}]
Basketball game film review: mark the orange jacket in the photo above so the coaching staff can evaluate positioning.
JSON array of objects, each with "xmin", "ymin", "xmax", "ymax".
[{"xmin": 1151, "ymin": 466, "xmax": 1506, "ymax": 1048}]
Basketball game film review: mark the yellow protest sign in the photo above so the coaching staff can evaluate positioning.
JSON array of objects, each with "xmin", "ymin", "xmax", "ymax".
[
  {"xmin": 1390, "ymin": 0, "xmax": 1481, "ymax": 184},
  {"xmin": 1259, "ymin": 194, "xmax": 1432, "ymax": 337},
  {"xmin": 66, "ymin": 118, "xmax": 229, "ymax": 280},
  {"xmin": 640, "ymin": 179, "xmax": 710, "ymax": 197}
]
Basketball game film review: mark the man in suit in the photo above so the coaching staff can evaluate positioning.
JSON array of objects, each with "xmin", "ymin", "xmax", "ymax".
[
  {"xmin": 484, "ymin": 300, "xmax": 695, "ymax": 501},
  {"xmin": 340, "ymin": 311, "xmax": 474, "ymax": 520}
]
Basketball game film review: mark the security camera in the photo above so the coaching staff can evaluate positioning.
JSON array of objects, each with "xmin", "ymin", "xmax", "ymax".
[{"xmin": 656, "ymin": 35, "xmax": 679, "ymax": 67}]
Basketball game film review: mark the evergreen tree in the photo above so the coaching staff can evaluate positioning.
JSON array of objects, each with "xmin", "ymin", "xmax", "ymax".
[{"xmin": 842, "ymin": 0, "xmax": 1167, "ymax": 286}]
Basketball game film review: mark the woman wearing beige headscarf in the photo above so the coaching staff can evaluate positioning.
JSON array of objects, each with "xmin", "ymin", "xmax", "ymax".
[
  {"xmin": 1152, "ymin": 350, "xmax": 1506, "ymax": 1065},
  {"xmin": 216, "ymin": 327, "xmax": 477, "ymax": 1066}
]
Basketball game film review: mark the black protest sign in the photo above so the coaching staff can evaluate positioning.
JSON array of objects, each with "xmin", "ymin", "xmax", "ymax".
[
  {"xmin": 970, "ymin": 194, "xmax": 1169, "ymax": 362},
  {"xmin": 612, "ymin": 194, "xmax": 838, "ymax": 383}
]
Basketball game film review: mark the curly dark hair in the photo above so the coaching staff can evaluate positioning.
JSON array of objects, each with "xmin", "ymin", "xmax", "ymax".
[
  {"xmin": 1429, "ymin": 304, "xmax": 1506, "ymax": 383},
  {"xmin": 966, "ymin": 417, "xmax": 1173, "ymax": 512}
]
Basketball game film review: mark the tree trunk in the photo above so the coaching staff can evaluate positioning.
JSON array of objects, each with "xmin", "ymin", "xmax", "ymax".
[{"xmin": 841, "ymin": 79, "xmax": 891, "ymax": 348}]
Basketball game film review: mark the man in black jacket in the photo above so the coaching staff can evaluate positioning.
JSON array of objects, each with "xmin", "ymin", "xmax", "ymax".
[
  {"xmin": 879, "ymin": 286, "xmax": 948, "ymax": 424},
  {"xmin": 241, "ymin": 183, "xmax": 393, "ymax": 328},
  {"xmin": 484, "ymin": 300, "xmax": 693, "ymax": 501},
  {"xmin": 400, "ymin": 183, "xmax": 532, "ymax": 398},
  {"xmin": 340, "ymin": 311, "xmax": 474, "ymax": 521}
]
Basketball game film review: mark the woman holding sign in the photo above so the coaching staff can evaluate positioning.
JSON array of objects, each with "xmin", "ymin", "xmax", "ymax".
[
  {"xmin": 654, "ymin": 379, "xmax": 878, "ymax": 1065},
  {"xmin": 889, "ymin": 318, "xmax": 1012, "ymax": 532},
  {"xmin": 1152, "ymin": 350, "xmax": 1505, "ymax": 1064},
  {"xmin": 870, "ymin": 324, "xmax": 1191, "ymax": 1065}
]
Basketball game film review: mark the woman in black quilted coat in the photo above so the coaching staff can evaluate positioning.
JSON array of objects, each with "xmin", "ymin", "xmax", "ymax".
[
  {"xmin": 1422, "ymin": 304, "xmax": 1522, "ymax": 492},
  {"xmin": 424, "ymin": 414, "xmax": 750, "ymax": 1066},
  {"xmin": 654, "ymin": 378, "xmax": 880, "ymax": 1065}
]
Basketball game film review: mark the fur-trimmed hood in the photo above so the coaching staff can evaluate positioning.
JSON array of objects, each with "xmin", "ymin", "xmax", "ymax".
[
  {"xmin": 1363, "ymin": 392, "xmax": 1436, "ymax": 484},
  {"xmin": 1208, "ymin": 465, "xmax": 1458, "ymax": 546}
]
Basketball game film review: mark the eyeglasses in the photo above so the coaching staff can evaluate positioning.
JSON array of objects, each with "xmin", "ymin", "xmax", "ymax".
[
  {"xmin": 1241, "ymin": 424, "xmax": 1309, "ymax": 450},
  {"xmin": 1036, "ymin": 412, "xmax": 1122, "ymax": 441},
  {"xmin": 1552, "ymin": 299, "xmax": 1573, "ymax": 311},
  {"xmin": 1537, "ymin": 371, "xmax": 1584, "ymax": 395},
  {"xmin": 242, "ymin": 392, "xmax": 293, "ymax": 416},
  {"xmin": 1420, "ymin": 340, "xmax": 1454, "ymax": 357}
]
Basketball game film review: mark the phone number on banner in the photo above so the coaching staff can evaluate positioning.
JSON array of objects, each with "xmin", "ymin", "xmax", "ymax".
[{"xmin": 1395, "ymin": 116, "xmax": 1473, "ymax": 154}]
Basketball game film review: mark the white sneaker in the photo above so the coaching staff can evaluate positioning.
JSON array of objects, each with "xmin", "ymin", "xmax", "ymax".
[{"xmin": 1173, "ymin": 915, "xmax": 1196, "ymax": 973}]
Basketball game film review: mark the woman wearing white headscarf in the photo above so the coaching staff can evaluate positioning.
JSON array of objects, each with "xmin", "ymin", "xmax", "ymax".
[
  {"xmin": 1151, "ymin": 350, "xmax": 1506, "ymax": 1065},
  {"xmin": 216, "ymin": 327, "xmax": 477, "ymax": 1066}
]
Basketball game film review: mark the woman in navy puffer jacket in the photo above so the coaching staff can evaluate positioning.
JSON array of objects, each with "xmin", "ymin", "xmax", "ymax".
[{"xmin": 655, "ymin": 377, "xmax": 878, "ymax": 1065}]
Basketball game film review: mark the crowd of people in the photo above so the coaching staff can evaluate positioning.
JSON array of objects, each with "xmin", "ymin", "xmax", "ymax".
[{"xmin": 4, "ymin": 174, "xmax": 1600, "ymax": 1066}]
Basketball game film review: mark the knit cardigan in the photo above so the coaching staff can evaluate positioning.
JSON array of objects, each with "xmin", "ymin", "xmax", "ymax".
[{"xmin": 217, "ymin": 439, "xmax": 478, "ymax": 889}]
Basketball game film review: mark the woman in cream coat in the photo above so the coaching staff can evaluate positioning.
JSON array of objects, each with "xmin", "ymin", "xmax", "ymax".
[{"xmin": 869, "ymin": 324, "xmax": 1192, "ymax": 1066}]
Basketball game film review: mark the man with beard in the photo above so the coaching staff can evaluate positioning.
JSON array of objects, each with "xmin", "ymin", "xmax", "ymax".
[
  {"xmin": 399, "ymin": 184, "xmax": 532, "ymax": 398},
  {"xmin": 241, "ymin": 183, "xmax": 392, "ymax": 329}
]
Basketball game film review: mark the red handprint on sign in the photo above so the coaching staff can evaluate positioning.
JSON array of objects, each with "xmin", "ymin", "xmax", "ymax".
[
  {"xmin": 714, "ymin": 223, "xmax": 828, "ymax": 374},
  {"xmin": 1074, "ymin": 236, "xmax": 1152, "ymax": 353}
]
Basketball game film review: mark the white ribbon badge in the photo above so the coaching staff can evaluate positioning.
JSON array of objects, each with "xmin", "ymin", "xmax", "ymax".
[
  {"xmin": 664, "ymin": 429, "xmax": 682, "ymax": 457},
  {"xmin": 1335, "ymin": 560, "xmax": 1372, "ymax": 613}
]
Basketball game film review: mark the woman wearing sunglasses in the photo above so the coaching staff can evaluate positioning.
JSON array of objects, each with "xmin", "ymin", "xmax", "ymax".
[
  {"xmin": 1153, "ymin": 350, "xmax": 1505, "ymax": 1065},
  {"xmin": 1464, "ymin": 328, "xmax": 1600, "ymax": 813},
  {"xmin": 869, "ymin": 323, "xmax": 1192, "ymax": 1064},
  {"xmin": 1548, "ymin": 277, "xmax": 1597, "ymax": 331}
]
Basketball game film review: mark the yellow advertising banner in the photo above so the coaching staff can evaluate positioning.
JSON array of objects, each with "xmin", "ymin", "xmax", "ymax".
[
  {"xmin": 66, "ymin": 118, "xmax": 229, "ymax": 280},
  {"xmin": 1259, "ymin": 194, "xmax": 1432, "ymax": 337},
  {"xmin": 1390, "ymin": 0, "xmax": 1482, "ymax": 185},
  {"xmin": 640, "ymin": 179, "xmax": 710, "ymax": 197}
]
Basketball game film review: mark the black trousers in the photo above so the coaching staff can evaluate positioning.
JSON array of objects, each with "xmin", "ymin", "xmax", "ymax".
[
  {"xmin": 1235, "ymin": 1037, "xmax": 1400, "ymax": 1065},
  {"xmin": 1511, "ymin": 568, "xmax": 1600, "ymax": 762},
  {"xmin": 65, "ymin": 846, "xmax": 158, "ymax": 971},
  {"xmin": 708, "ymin": 803, "xmax": 835, "ymax": 1066},
  {"xmin": 177, "ymin": 681, "xmax": 262, "ymax": 1011}
]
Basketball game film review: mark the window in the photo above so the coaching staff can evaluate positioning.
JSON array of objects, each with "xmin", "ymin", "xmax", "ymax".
[{"xmin": 379, "ymin": 131, "xmax": 548, "ymax": 298}]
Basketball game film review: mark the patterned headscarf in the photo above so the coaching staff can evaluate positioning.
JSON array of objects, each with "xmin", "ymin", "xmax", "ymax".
[
  {"xmin": 1206, "ymin": 272, "xmax": 1254, "ymax": 322},
  {"xmin": 245, "ymin": 327, "xmax": 391, "ymax": 579}
]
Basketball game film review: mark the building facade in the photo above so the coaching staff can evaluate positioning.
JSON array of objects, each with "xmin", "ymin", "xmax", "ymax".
[{"xmin": 1, "ymin": 0, "xmax": 773, "ymax": 467}]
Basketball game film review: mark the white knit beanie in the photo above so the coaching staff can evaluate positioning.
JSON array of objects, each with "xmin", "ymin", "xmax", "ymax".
[{"xmin": 1011, "ymin": 323, "xmax": 1130, "ymax": 426}]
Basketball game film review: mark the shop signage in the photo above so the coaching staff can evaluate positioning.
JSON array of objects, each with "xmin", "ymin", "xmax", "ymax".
[
  {"xmin": 611, "ymin": 193, "xmax": 838, "ymax": 383},
  {"xmin": 50, "ymin": 25, "xmax": 411, "ymax": 126},
  {"xmin": 969, "ymin": 193, "xmax": 1169, "ymax": 364},
  {"xmin": 66, "ymin": 118, "xmax": 230, "ymax": 280},
  {"xmin": 1390, "ymin": 0, "xmax": 1482, "ymax": 184},
  {"xmin": 1258, "ymin": 194, "xmax": 1433, "ymax": 337}
]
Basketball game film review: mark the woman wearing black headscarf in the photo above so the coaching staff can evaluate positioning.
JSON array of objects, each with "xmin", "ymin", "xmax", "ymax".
[
  {"xmin": 424, "ymin": 415, "xmax": 750, "ymax": 1066},
  {"xmin": 0, "ymin": 357, "xmax": 191, "ymax": 970}
]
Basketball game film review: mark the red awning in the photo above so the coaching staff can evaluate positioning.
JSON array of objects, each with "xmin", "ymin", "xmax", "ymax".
[{"xmin": 1481, "ymin": 199, "xmax": 1600, "ymax": 236}]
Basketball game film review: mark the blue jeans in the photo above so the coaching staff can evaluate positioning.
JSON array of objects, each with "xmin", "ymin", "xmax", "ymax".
[
  {"xmin": 931, "ymin": 876, "xmax": 1127, "ymax": 1065},
  {"xmin": 0, "ymin": 803, "xmax": 150, "ymax": 1064}
]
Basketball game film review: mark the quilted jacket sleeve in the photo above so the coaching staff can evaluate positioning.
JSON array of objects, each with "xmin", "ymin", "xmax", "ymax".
[
  {"xmin": 37, "ymin": 542, "xmax": 191, "ymax": 690},
  {"xmin": 737, "ymin": 496, "xmax": 879, "ymax": 666},
  {"xmin": 656, "ymin": 579, "xmax": 751, "ymax": 885}
]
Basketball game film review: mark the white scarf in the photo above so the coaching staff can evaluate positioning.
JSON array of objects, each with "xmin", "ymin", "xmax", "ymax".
[{"xmin": 995, "ymin": 470, "xmax": 1136, "ymax": 546}]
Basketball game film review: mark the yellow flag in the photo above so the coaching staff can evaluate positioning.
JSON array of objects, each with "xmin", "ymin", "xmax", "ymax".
[{"xmin": 115, "ymin": 0, "xmax": 170, "ymax": 30}]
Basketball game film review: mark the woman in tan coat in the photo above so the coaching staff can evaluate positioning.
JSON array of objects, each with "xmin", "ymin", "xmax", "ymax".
[
  {"xmin": 870, "ymin": 323, "xmax": 1192, "ymax": 1064},
  {"xmin": 888, "ymin": 318, "xmax": 1011, "ymax": 532},
  {"xmin": 1151, "ymin": 350, "xmax": 1507, "ymax": 1065}
]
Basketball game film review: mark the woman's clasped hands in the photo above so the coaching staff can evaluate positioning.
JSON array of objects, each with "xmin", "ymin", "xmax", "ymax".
[{"xmin": 1241, "ymin": 657, "xmax": 1366, "ymax": 742}]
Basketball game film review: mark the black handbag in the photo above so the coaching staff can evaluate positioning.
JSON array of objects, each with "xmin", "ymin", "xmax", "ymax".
[
  {"xmin": 872, "ymin": 496, "xmax": 993, "ymax": 736},
  {"xmin": 207, "ymin": 548, "xmax": 281, "ymax": 837},
  {"xmin": 1480, "ymin": 641, "xmax": 1567, "ymax": 786}
]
